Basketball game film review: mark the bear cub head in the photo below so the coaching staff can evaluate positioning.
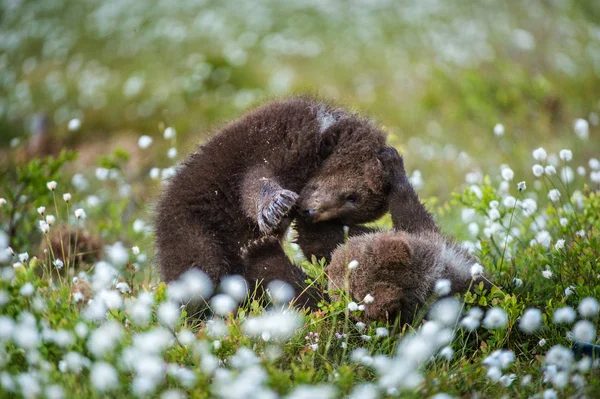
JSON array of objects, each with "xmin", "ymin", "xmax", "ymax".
[{"xmin": 299, "ymin": 146, "xmax": 405, "ymax": 225}]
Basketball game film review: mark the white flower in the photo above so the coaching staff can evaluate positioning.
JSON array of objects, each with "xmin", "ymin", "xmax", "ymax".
[
  {"xmin": 138, "ymin": 135, "xmax": 153, "ymax": 149},
  {"xmin": 517, "ymin": 181, "xmax": 526, "ymax": 191},
  {"xmin": 577, "ymin": 166, "xmax": 586, "ymax": 176},
  {"xmin": 0, "ymin": 198, "xmax": 6, "ymax": 206},
  {"xmin": 564, "ymin": 286, "xmax": 576, "ymax": 297},
  {"xmin": 132, "ymin": 246, "xmax": 140, "ymax": 255},
  {"xmin": 221, "ymin": 275, "xmax": 248, "ymax": 302},
  {"xmin": 488, "ymin": 208, "xmax": 500, "ymax": 221},
  {"xmin": 545, "ymin": 345, "xmax": 574, "ymax": 370},
  {"xmin": 532, "ymin": 164, "xmax": 544, "ymax": 177},
  {"xmin": 62, "ymin": 193, "xmax": 71, "ymax": 203},
  {"xmin": 439, "ymin": 346, "xmax": 454, "ymax": 360},
  {"xmin": 74, "ymin": 208, "xmax": 86, "ymax": 219},
  {"xmin": 164, "ymin": 127, "xmax": 176, "ymax": 139},
  {"xmin": 572, "ymin": 320, "xmax": 596, "ymax": 342},
  {"xmin": 53, "ymin": 259, "xmax": 64, "ymax": 270},
  {"xmin": 554, "ymin": 239, "xmax": 565, "ymax": 250},
  {"xmin": 559, "ymin": 149, "xmax": 572, "ymax": 162},
  {"xmin": 542, "ymin": 269, "xmax": 553, "ymax": 279},
  {"xmin": 559, "ymin": 218, "xmax": 568, "ymax": 227},
  {"xmin": 68, "ymin": 118, "xmax": 81, "ymax": 132},
  {"xmin": 533, "ymin": 147, "xmax": 547, "ymax": 161},
  {"xmin": 149, "ymin": 168, "xmax": 161, "ymax": 180},
  {"xmin": 483, "ymin": 307, "xmax": 508, "ymax": 329},
  {"xmin": 519, "ymin": 308, "xmax": 542, "ymax": 334},
  {"xmin": 574, "ymin": 118, "xmax": 589, "ymax": 140},
  {"xmin": 579, "ymin": 297, "xmax": 599, "ymax": 318},
  {"xmin": 501, "ymin": 167, "xmax": 514, "ymax": 181},
  {"xmin": 538, "ymin": 338, "xmax": 547, "ymax": 346},
  {"xmin": 45, "ymin": 215, "xmax": 56, "ymax": 225},
  {"xmin": 266, "ymin": 280, "xmax": 294, "ymax": 304},
  {"xmin": 115, "ymin": 282, "xmax": 130, "ymax": 294},
  {"xmin": 348, "ymin": 260, "xmax": 359, "ymax": 270},
  {"xmin": 167, "ymin": 148, "xmax": 177, "ymax": 159},
  {"xmin": 39, "ymin": 221, "xmax": 50, "ymax": 234},
  {"xmin": 548, "ymin": 189, "xmax": 560, "ymax": 202},
  {"xmin": 20, "ymin": 282, "xmax": 34, "ymax": 297},
  {"xmin": 363, "ymin": 294, "xmax": 374, "ymax": 304},
  {"xmin": 470, "ymin": 263, "xmax": 484, "ymax": 278},
  {"xmin": 87, "ymin": 321, "xmax": 122, "ymax": 357},
  {"xmin": 503, "ymin": 196, "xmax": 516, "ymax": 208},
  {"xmin": 158, "ymin": 302, "xmax": 181, "ymax": 327},
  {"xmin": 18, "ymin": 253, "xmax": 29, "ymax": 262},
  {"xmin": 210, "ymin": 294, "xmax": 237, "ymax": 316},
  {"xmin": 493, "ymin": 123, "xmax": 505, "ymax": 136},
  {"xmin": 348, "ymin": 302, "xmax": 359, "ymax": 311},
  {"xmin": 375, "ymin": 327, "xmax": 389, "ymax": 338},
  {"xmin": 37, "ymin": 206, "xmax": 46, "ymax": 215},
  {"xmin": 90, "ymin": 362, "xmax": 118, "ymax": 392},
  {"xmin": 544, "ymin": 165, "xmax": 556, "ymax": 175},
  {"xmin": 434, "ymin": 279, "xmax": 451, "ymax": 296},
  {"xmin": 106, "ymin": 242, "xmax": 128, "ymax": 266},
  {"xmin": 553, "ymin": 307, "xmax": 576, "ymax": 324},
  {"xmin": 513, "ymin": 278, "xmax": 523, "ymax": 287},
  {"xmin": 46, "ymin": 181, "xmax": 57, "ymax": 191}
]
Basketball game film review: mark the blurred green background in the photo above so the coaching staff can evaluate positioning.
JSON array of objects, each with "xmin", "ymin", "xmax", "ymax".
[{"xmin": 1, "ymin": 0, "xmax": 599, "ymax": 202}]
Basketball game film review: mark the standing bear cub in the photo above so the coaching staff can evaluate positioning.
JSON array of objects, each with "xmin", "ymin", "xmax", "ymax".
[{"xmin": 155, "ymin": 97, "xmax": 404, "ymax": 307}]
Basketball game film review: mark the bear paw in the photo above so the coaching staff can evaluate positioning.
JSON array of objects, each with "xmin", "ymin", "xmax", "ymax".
[
  {"xmin": 258, "ymin": 188, "xmax": 299, "ymax": 235},
  {"xmin": 240, "ymin": 235, "xmax": 282, "ymax": 261}
]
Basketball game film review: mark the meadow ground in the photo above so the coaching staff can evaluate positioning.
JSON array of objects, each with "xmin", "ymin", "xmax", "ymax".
[{"xmin": 1, "ymin": 1, "xmax": 600, "ymax": 397}]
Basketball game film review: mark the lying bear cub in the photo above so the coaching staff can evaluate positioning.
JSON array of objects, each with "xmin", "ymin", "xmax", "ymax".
[
  {"xmin": 327, "ymin": 156, "xmax": 486, "ymax": 324},
  {"xmin": 155, "ymin": 96, "xmax": 406, "ymax": 308}
]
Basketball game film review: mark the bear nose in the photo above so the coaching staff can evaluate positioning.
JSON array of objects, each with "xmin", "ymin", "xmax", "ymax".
[{"xmin": 302, "ymin": 209, "xmax": 318, "ymax": 218}]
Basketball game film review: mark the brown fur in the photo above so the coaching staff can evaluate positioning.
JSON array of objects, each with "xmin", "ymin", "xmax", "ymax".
[
  {"xmin": 154, "ymin": 97, "xmax": 401, "ymax": 305},
  {"xmin": 328, "ymin": 164, "xmax": 485, "ymax": 324}
]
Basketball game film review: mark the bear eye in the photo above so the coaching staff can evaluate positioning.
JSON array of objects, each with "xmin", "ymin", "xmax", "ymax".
[{"xmin": 344, "ymin": 193, "xmax": 359, "ymax": 204}]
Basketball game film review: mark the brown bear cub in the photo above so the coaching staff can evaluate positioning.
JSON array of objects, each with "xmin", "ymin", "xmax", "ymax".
[
  {"xmin": 328, "ymin": 156, "xmax": 485, "ymax": 324},
  {"xmin": 154, "ymin": 97, "xmax": 404, "ymax": 307}
]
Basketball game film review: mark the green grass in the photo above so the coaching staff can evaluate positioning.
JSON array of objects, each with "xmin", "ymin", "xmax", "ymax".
[{"xmin": 1, "ymin": 0, "xmax": 600, "ymax": 398}]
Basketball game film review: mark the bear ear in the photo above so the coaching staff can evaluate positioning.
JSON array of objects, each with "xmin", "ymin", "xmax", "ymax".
[
  {"xmin": 364, "ymin": 156, "xmax": 385, "ymax": 192},
  {"xmin": 377, "ymin": 146, "xmax": 407, "ymax": 190},
  {"xmin": 368, "ymin": 232, "xmax": 413, "ymax": 268}
]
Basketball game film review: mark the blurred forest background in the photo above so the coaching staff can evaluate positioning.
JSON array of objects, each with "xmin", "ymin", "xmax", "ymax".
[{"xmin": 1, "ymin": 0, "xmax": 599, "ymax": 207}]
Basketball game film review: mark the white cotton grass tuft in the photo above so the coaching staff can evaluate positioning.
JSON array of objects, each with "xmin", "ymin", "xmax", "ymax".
[
  {"xmin": 434, "ymin": 279, "xmax": 451, "ymax": 296},
  {"xmin": 519, "ymin": 308, "xmax": 542, "ymax": 334},
  {"xmin": 266, "ymin": 280, "xmax": 295, "ymax": 304},
  {"xmin": 363, "ymin": 293, "xmax": 374, "ymax": 304},
  {"xmin": 90, "ymin": 362, "xmax": 119, "ymax": 392},
  {"xmin": 210, "ymin": 294, "xmax": 237, "ymax": 316},
  {"xmin": 574, "ymin": 118, "xmax": 589, "ymax": 140},
  {"xmin": 559, "ymin": 149, "xmax": 572, "ymax": 162},
  {"xmin": 500, "ymin": 166, "xmax": 514, "ymax": 181},
  {"xmin": 553, "ymin": 306, "xmax": 576, "ymax": 324},
  {"xmin": 532, "ymin": 164, "xmax": 544, "ymax": 177},
  {"xmin": 518, "ymin": 181, "xmax": 526, "ymax": 191},
  {"xmin": 87, "ymin": 321, "xmax": 122, "ymax": 357},
  {"xmin": 578, "ymin": 297, "xmax": 599, "ymax": 318},
  {"xmin": 167, "ymin": 147, "xmax": 177, "ymax": 159},
  {"xmin": 166, "ymin": 269, "xmax": 213, "ymax": 304},
  {"xmin": 532, "ymin": 147, "xmax": 547, "ymax": 161},
  {"xmin": 242, "ymin": 309, "xmax": 303, "ymax": 341},
  {"xmin": 348, "ymin": 260, "xmax": 359, "ymax": 270},
  {"xmin": 62, "ymin": 193, "xmax": 71, "ymax": 202},
  {"xmin": 74, "ymin": 208, "xmax": 86, "ymax": 220},
  {"xmin": 220, "ymin": 275, "xmax": 248, "ymax": 302},
  {"xmin": 68, "ymin": 118, "xmax": 81, "ymax": 132},
  {"xmin": 157, "ymin": 301, "xmax": 181, "ymax": 328},
  {"xmin": 470, "ymin": 263, "xmax": 484, "ymax": 278},
  {"xmin": 572, "ymin": 320, "xmax": 596, "ymax": 342},
  {"xmin": 483, "ymin": 307, "xmax": 508, "ymax": 329},
  {"xmin": 46, "ymin": 181, "xmax": 57, "ymax": 191},
  {"xmin": 138, "ymin": 135, "xmax": 153, "ymax": 149},
  {"xmin": 164, "ymin": 127, "xmax": 176, "ymax": 139},
  {"xmin": 493, "ymin": 123, "xmax": 505, "ymax": 136},
  {"xmin": 105, "ymin": 242, "xmax": 129, "ymax": 267},
  {"xmin": 429, "ymin": 297, "xmax": 461, "ymax": 326}
]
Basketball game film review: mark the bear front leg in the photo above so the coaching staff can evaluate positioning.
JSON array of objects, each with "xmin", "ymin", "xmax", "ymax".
[
  {"xmin": 241, "ymin": 166, "xmax": 299, "ymax": 235},
  {"xmin": 241, "ymin": 236, "xmax": 319, "ymax": 309}
]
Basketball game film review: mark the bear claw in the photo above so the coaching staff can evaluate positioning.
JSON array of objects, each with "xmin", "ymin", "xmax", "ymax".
[{"xmin": 258, "ymin": 188, "xmax": 299, "ymax": 235}]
